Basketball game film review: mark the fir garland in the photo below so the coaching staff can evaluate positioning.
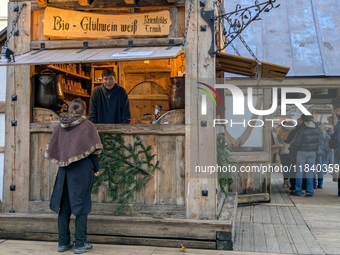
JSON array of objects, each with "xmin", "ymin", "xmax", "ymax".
[
  {"xmin": 92, "ymin": 133, "xmax": 159, "ymax": 214},
  {"xmin": 217, "ymin": 133, "xmax": 237, "ymax": 196}
]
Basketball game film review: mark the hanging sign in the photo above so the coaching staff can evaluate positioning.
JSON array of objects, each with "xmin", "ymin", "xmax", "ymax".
[{"xmin": 43, "ymin": 7, "xmax": 171, "ymax": 39}]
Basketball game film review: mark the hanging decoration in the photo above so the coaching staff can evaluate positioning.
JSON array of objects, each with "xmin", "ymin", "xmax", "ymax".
[{"xmin": 215, "ymin": 0, "xmax": 280, "ymax": 53}]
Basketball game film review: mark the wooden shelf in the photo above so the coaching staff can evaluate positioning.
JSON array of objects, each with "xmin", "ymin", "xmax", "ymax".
[
  {"xmin": 47, "ymin": 65, "xmax": 91, "ymax": 80},
  {"xmin": 93, "ymin": 81, "xmax": 103, "ymax": 84},
  {"xmin": 128, "ymin": 94, "xmax": 169, "ymax": 100},
  {"xmin": 92, "ymin": 65, "xmax": 115, "ymax": 68},
  {"xmin": 63, "ymin": 90, "xmax": 90, "ymax": 98}
]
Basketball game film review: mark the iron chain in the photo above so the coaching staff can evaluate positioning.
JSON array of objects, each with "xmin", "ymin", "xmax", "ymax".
[
  {"xmin": 179, "ymin": 0, "xmax": 194, "ymax": 73},
  {"xmin": 235, "ymin": 32, "xmax": 261, "ymax": 90},
  {"xmin": 180, "ymin": 51, "xmax": 185, "ymax": 73},
  {"xmin": 4, "ymin": 3, "xmax": 27, "ymax": 47},
  {"xmin": 182, "ymin": 0, "xmax": 194, "ymax": 51},
  {"xmin": 231, "ymin": 44, "xmax": 241, "ymax": 56}
]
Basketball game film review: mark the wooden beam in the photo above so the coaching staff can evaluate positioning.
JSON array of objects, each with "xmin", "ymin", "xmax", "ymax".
[
  {"xmin": 36, "ymin": 0, "xmax": 47, "ymax": 8},
  {"xmin": 0, "ymin": 101, "xmax": 5, "ymax": 113},
  {"xmin": 167, "ymin": 0, "xmax": 178, "ymax": 3},
  {"xmin": 232, "ymin": 152, "xmax": 270, "ymax": 162},
  {"xmin": 36, "ymin": 0, "xmax": 185, "ymax": 10},
  {"xmin": 30, "ymin": 38, "xmax": 183, "ymax": 50},
  {"xmin": 308, "ymin": 98, "xmax": 334, "ymax": 104},
  {"xmin": 29, "ymin": 123, "xmax": 185, "ymax": 135},
  {"xmin": 124, "ymin": 0, "xmax": 135, "ymax": 4},
  {"xmin": 0, "ymin": 147, "xmax": 4, "ymax": 153},
  {"xmin": 29, "ymin": 201, "xmax": 186, "ymax": 218},
  {"xmin": 185, "ymin": 0, "xmax": 217, "ymax": 220},
  {"xmin": 78, "ymin": 0, "xmax": 91, "ymax": 6},
  {"xmin": 169, "ymin": 7, "xmax": 179, "ymax": 37},
  {"xmin": 238, "ymin": 193, "xmax": 270, "ymax": 204},
  {"xmin": 3, "ymin": 2, "xmax": 31, "ymax": 214},
  {"xmin": 218, "ymin": 193, "xmax": 237, "ymax": 221},
  {"xmin": 0, "ymin": 233, "xmax": 216, "ymax": 250},
  {"xmin": 0, "ymin": 213, "xmax": 231, "ymax": 240},
  {"xmin": 225, "ymin": 77, "xmax": 340, "ymax": 88}
]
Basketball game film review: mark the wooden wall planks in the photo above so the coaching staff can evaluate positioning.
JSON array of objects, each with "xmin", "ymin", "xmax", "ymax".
[{"xmin": 29, "ymin": 133, "xmax": 185, "ymax": 209}]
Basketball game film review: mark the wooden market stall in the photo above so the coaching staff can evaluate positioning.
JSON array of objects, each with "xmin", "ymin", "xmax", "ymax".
[{"xmin": 0, "ymin": 0, "xmax": 242, "ymax": 250}]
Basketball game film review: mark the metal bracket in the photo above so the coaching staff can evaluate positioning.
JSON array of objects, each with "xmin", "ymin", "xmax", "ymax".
[
  {"xmin": 200, "ymin": 8, "xmax": 215, "ymax": 57},
  {"xmin": 10, "ymin": 185, "xmax": 15, "ymax": 191},
  {"xmin": 31, "ymin": 43, "xmax": 45, "ymax": 55},
  {"xmin": 202, "ymin": 190, "xmax": 208, "ymax": 196},
  {"xmin": 11, "ymin": 120, "xmax": 17, "ymax": 126},
  {"xmin": 83, "ymin": 41, "xmax": 89, "ymax": 50},
  {"xmin": 124, "ymin": 40, "xmax": 134, "ymax": 51},
  {"xmin": 200, "ymin": 0, "xmax": 206, "ymax": 7},
  {"xmin": 9, "ymin": 210, "xmax": 15, "ymax": 213},
  {"xmin": 200, "ymin": 25, "xmax": 207, "ymax": 31},
  {"xmin": 166, "ymin": 39, "xmax": 175, "ymax": 50},
  {"xmin": 14, "ymin": 30, "xmax": 19, "ymax": 36},
  {"xmin": 13, "ymin": 5, "xmax": 19, "ymax": 12},
  {"xmin": 201, "ymin": 120, "xmax": 207, "ymax": 127},
  {"xmin": 76, "ymin": 42, "xmax": 89, "ymax": 53},
  {"xmin": 12, "ymin": 95, "xmax": 17, "ymax": 101}
]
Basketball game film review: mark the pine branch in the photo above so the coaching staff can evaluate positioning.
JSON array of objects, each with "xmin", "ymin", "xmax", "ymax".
[{"xmin": 92, "ymin": 133, "xmax": 160, "ymax": 214}]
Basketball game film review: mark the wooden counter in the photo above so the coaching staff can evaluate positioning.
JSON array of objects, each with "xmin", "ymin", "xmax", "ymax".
[
  {"xmin": 29, "ymin": 123, "xmax": 185, "ymax": 216},
  {"xmin": 30, "ymin": 123, "xmax": 185, "ymax": 135}
]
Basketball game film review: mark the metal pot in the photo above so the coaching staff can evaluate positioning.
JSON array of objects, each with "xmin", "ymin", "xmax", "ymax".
[
  {"xmin": 35, "ymin": 70, "xmax": 65, "ymax": 110},
  {"xmin": 169, "ymin": 76, "xmax": 185, "ymax": 110}
]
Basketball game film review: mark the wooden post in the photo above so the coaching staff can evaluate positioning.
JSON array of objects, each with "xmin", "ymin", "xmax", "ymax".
[
  {"xmin": 3, "ymin": 1, "xmax": 31, "ymax": 213},
  {"xmin": 185, "ymin": 0, "xmax": 217, "ymax": 220}
]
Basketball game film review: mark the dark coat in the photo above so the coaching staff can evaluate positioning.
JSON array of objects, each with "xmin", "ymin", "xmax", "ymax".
[
  {"xmin": 50, "ymin": 154, "xmax": 99, "ymax": 216},
  {"xmin": 89, "ymin": 84, "xmax": 131, "ymax": 124},
  {"xmin": 289, "ymin": 121, "xmax": 320, "ymax": 152}
]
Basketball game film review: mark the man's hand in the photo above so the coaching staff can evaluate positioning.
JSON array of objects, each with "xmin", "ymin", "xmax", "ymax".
[{"xmin": 94, "ymin": 172, "xmax": 99, "ymax": 177}]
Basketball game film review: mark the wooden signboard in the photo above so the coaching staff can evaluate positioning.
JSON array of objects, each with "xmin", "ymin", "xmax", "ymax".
[{"xmin": 43, "ymin": 7, "xmax": 171, "ymax": 39}]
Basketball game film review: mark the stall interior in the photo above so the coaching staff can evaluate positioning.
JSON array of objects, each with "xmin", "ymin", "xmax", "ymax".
[{"xmin": 32, "ymin": 55, "xmax": 185, "ymax": 124}]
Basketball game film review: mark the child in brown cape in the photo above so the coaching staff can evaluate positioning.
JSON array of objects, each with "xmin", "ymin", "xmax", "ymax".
[{"xmin": 46, "ymin": 98, "xmax": 102, "ymax": 254}]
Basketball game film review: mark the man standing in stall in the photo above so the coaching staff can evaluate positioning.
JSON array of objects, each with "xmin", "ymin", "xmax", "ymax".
[{"xmin": 89, "ymin": 68, "xmax": 131, "ymax": 124}]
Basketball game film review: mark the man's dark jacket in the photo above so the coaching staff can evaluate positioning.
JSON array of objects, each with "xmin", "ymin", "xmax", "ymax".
[
  {"xmin": 89, "ymin": 84, "xmax": 131, "ymax": 124},
  {"xmin": 289, "ymin": 121, "xmax": 320, "ymax": 152}
]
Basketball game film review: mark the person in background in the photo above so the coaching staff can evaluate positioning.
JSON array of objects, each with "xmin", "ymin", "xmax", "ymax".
[
  {"xmin": 276, "ymin": 121, "xmax": 294, "ymax": 188},
  {"xmin": 89, "ymin": 68, "xmax": 131, "ymax": 124},
  {"xmin": 323, "ymin": 122, "xmax": 333, "ymax": 170},
  {"xmin": 313, "ymin": 119, "xmax": 325, "ymax": 189},
  {"xmin": 285, "ymin": 118, "xmax": 304, "ymax": 192},
  {"xmin": 272, "ymin": 122, "xmax": 280, "ymax": 163},
  {"xmin": 46, "ymin": 98, "xmax": 103, "ymax": 254},
  {"xmin": 333, "ymin": 114, "xmax": 340, "ymax": 196},
  {"xmin": 289, "ymin": 115, "xmax": 319, "ymax": 197}
]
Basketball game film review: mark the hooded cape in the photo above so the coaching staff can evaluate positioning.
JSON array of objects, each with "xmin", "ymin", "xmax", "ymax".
[{"xmin": 45, "ymin": 115, "xmax": 102, "ymax": 166}]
